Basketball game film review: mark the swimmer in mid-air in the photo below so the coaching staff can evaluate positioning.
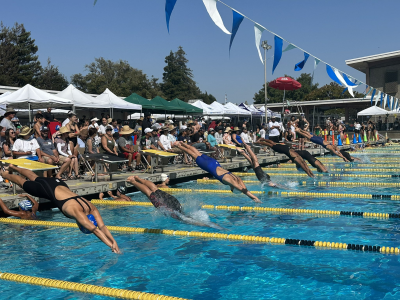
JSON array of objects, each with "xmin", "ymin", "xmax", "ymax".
[
  {"xmin": 339, "ymin": 149, "xmax": 361, "ymax": 162},
  {"xmin": 237, "ymin": 142, "xmax": 276, "ymax": 186},
  {"xmin": 256, "ymin": 139, "xmax": 315, "ymax": 178},
  {"xmin": 0, "ymin": 164, "xmax": 120, "ymax": 253},
  {"xmin": 0, "ymin": 194, "xmax": 38, "ymax": 219},
  {"xmin": 127, "ymin": 176, "xmax": 223, "ymax": 229},
  {"xmin": 99, "ymin": 186, "xmax": 131, "ymax": 202},
  {"xmin": 176, "ymin": 142, "xmax": 261, "ymax": 202},
  {"xmin": 295, "ymin": 128, "xmax": 349, "ymax": 162},
  {"xmin": 295, "ymin": 150, "xmax": 329, "ymax": 173}
]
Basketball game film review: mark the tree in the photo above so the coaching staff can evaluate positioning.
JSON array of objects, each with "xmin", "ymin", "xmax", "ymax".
[
  {"xmin": 198, "ymin": 91, "xmax": 217, "ymax": 104},
  {"xmin": 71, "ymin": 57, "xmax": 163, "ymax": 98},
  {"xmin": 162, "ymin": 46, "xmax": 200, "ymax": 101},
  {"xmin": 36, "ymin": 58, "xmax": 69, "ymax": 90},
  {"xmin": 304, "ymin": 82, "xmax": 364, "ymax": 100},
  {"xmin": 0, "ymin": 22, "xmax": 41, "ymax": 87}
]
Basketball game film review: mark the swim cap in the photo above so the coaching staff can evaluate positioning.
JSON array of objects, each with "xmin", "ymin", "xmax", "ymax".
[
  {"xmin": 55, "ymin": 125, "xmax": 60, "ymax": 131},
  {"xmin": 78, "ymin": 214, "xmax": 98, "ymax": 234},
  {"xmin": 117, "ymin": 185, "xmax": 126, "ymax": 195},
  {"xmin": 18, "ymin": 200, "xmax": 32, "ymax": 211},
  {"xmin": 160, "ymin": 173, "xmax": 169, "ymax": 181}
]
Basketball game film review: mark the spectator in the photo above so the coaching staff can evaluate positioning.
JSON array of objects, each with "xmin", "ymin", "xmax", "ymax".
[
  {"xmin": 2, "ymin": 128, "xmax": 16, "ymax": 159},
  {"xmin": 100, "ymin": 126, "xmax": 123, "ymax": 157},
  {"xmin": 85, "ymin": 128, "xmax": 100, "ymax": 154},
  {"xmin": 0, "ymin": 108, "xmax": 17, "ymax": 142},
  {"xmin": 207, "ymin": 128, "xmax": 217, "ymax": 147},
  {"xmin": 13, "ymin": 126, "xmax": 40, "ymax": 160},
  {"xmin": 134, "ymin": 117, "xmax": 143, "ymax": 143},
  {"xmin": 52, "ymin": 125, "xmax": 61, "ymax": 145},
  {"xmin": 55, "ymin": 126, "xmax": 80, "ymax": 180},
  {"xmin": 108, "ymin": 119, "xmax": 119, "ymax": 134},
  {"xmin": 223, "ymin": 128, "xmax": 234, "ymax": 145},
  {"xmin": 180, "ymin": 121, "xmax": 187, "ymax": 131},
  {"xmin": 214, "ymin": 127, "xmax": 224, "ymax": 144},
  {"xmin": 240, "ymin": 128, "xmax": 251, "ymax": 144},
  {"xmin": 178, "ymin": 129, "xmax": 191, "ymax": 143},
  {"xmin": 231, "ymin": 127, "xmax": 243, "ymax": 146},
  {"xmin": 42, "ymin": 107, "xmax": 59, "ymax": 125},
  {"xmin": 151, "ymin": 128, "xmax": 161, "ymax": 150},
  {"xmin": 37, "ymin": 126, "xmax": 71, "ymax": 179},
  {"xmin": 98, "ymin": 117, "xmax": 109, "ymax": 137},
  {"xmin": 80, "ymin": 119, "xmax": 90, "ymax": 131},
  {"xmin": 65, "ymin": 112, "xmax": 80, "ymax": 156},
  {"xmin": 191, "ymin": 128, "xmax": 206, "ymax": 150},
  {"xmin": 141, "ymin": 112, "xmax": 152, "ymax": 134},
  {"xmin": 118, "ymin": 125, "xmax": 143, "ymax": 171},
  {"xmin": 260, "ymin": 125, "xmax": 266, "ymax": 139},
  {"xmin": 159, "ymin": 127, "xmax": 172, "ymax": 151},
  {"xmin": 78, "ymin": 129, "xmax": 89, "ymax": 148},
  {"xmin": 33, "ymin": 113, "xmax": 45, "ymax": 138},
  {"xmin": 62, "ymin": 111, "xmax": 73, "ymax": 127},
  {"xmin": 89, "ymin": 117, "xmax": 100, "ymax": 129},
  {"xmin": 268, "ymin": 116, "xmax": 280, "ymax": 143}
]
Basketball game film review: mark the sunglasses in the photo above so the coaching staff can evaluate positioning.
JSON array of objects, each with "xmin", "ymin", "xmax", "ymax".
[{"xmin": 9, "ymin": 132, "xmax": 15, "ymax": 134}]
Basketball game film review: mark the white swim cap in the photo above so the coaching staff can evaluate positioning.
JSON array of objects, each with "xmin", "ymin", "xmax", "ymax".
[{"xmin": 18, "ymin": 200, "xmax": 33, "ymax": 211}]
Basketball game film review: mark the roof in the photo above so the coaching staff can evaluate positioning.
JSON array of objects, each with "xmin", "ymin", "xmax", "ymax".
[
  {"xmin": 346, "ymin": 50, "xmax": 400, "ymax": 73},
  {"xmin": 253, "ymin": 97, "xmax": 372, "ymax": 109}
]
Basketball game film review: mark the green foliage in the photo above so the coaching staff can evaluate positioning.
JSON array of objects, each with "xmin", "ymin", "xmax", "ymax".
[
  {"xmin": 36, "ymin": 58, "xmax": 69, "ymax": 90},
  {"xmin": 304, "ymin": 82, "xmax": 364, "ymax": 100},
  {"xmin": 323, "ymin": 108, "xmax": 345, "ymax": 116},
  {"xmin": 0, "ymin": 22, "xmax": 41, "ymax": 87},
  {"xmin": 198, "ymin": 91, "xmax": 216, "ymax": 104},
  {"xmin": 71, "ymin": 57, "xmax": 163, "ymax": 98}
]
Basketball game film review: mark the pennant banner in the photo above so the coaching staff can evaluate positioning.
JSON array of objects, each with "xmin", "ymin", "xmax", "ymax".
[
  {"xmin": 364, "ymin": 86, "xmax": 372, "ymax": 99},
  {"xmin": 283, "ymin": 43, "xmax": 296, "ymax": 53},
  {"xmin": 333, "ymin": 68, "xmax": 354, "ymax": 97},
  {"xmin": 254, "ymin": 24, "xmax": 265, "ymax": 64},
  {"xmin": 326, "ymin": 65, "xmax": 343, "ymax": 86},
  {"xmin": 381, "ymin": 92, "xmax": 385, "ymax": 108},
  {"xmin": 342, "ymin": 73, "xmax": 358, "ymax": 87},
  {"xmin": 370, "ymin": 89, "xmax": 376, "ymax": 106},
  {"xmin": 202, "ymin": 0, "xmax": 231, "ymax": 34},
  {"xmin": 229, "ymin": 10, "xmax": 244, "ymax": 53},
  {"xmin": 272, "ymin": 36, "xmax": 283, "ymax": 74},
  {"xmin": 165, "ymin": 0, "xmax": 178, "ymax": 33},
  {"xmin": 388, "ymin": 94, "xmax": 392, "ymax": 110},
  {"xmin": 375, "ymin": 91, "xmax": 381, "ymax": 106},
  {"xmin": 294, "ymin": 52, "xmax": 310, "ymax": 71},
  {"xmin": 396, "ymin": 98, "xmax": 399, "ymax": 111},
  {"xmin": 311, "ymin": 58, "xmax": 320, "ymax": 85}
]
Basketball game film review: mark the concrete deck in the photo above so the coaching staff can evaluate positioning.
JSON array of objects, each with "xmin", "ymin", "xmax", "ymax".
[{"xmin": 0, "ymin": 146, "xmax": 349, "ymax": 211}]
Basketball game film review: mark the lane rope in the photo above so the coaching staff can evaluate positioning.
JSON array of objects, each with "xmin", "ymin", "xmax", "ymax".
[
  {"xmin": 233, "ymin": 172, "xmax": 398, "ymax": 178},
  {"xmin": 301, "ymin": 181, "xmax": 400, "ymax": 187},
  {"xmin": 158, "ymin": 188, "xmax": 265, "ymax": 194}
]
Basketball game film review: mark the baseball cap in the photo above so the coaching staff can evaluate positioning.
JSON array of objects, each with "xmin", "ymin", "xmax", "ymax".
[
  {"xmin": 40, "ymin": 126, "xmax": 49, "ymax": 131},
  {"xmin": 144, "ymin": 128, "xmax": 153, "ymax": 133}
]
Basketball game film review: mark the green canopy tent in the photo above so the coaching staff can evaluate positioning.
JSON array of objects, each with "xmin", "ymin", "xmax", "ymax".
[
  {"xmin": 124, "ymin": 93, "xmax": 165, "ymax": 112},
  {"xmin": 170, "ymin": 98, "xmax": 203, "ymax": 114},
  {"xmin": 150, "ymin": 96, "xmax": 185, "ymax": 114}
]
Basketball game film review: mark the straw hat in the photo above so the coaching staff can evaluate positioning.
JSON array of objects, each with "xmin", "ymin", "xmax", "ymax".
[
  {"xmin": 168, "ymin": 125, "xmax": 176, "ymax": 131},
  {"xmin": 4, "ymin": 107, "xmax": 17, "ymax": 115},
  {"xmin": 107, "ymin": 118, "xmax": 113, "ymax": 124},
  {"xmin": 120, "ymin": 125, "xmax": 134, "ymax": 135},
  {"xmin": 233, "ymin": 127, "xmax": 240, "ymax": 131},
  {"xmin": 224, "ymin": 128, "xmax": 231, "ymax": 133},
  {"xmin": 59, "ymin": 126, "xmax": 71, "ymax": 134},
  {"xmin": 18, "ymin": 126, "xmax": 33, "ymax": 136}
]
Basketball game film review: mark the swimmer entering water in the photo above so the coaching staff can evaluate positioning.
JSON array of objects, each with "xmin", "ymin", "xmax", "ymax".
[
  {"xmin": 0, "ymin": 194, "xmax": 38, "ymax": 220},
  {"xmin": 0, "ymin": 164, "xmax": 120, "ymax": 253},
  {"xmin": 340, "ymin": 149, "xmax": 361, "ymax": 162},
  {"xmin": 127, "ymin": 176, "xmax": 223, "ymax": 229},
  {"xmin": 176, "ymin": 142, "xmax": 261, "ymax": 203},
  {"xmin": 295, "ymin": 150, "xmax": 329, "ymax": 173},
  {"xmin": 295, "ymin": 128, "xmax": 349, "ymax": 162},
  {"xmin": 237, "ymin": 142, "xmax": 276, "ymax": 187},
  {"xmin": 256, "ymin": 139, "xmax": 315, "ymax": 178}
]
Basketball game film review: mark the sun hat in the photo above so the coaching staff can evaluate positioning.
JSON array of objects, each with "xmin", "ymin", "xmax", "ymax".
[
  {"xmin": 144, "ymin": 128, "xmax": 153, "ymax": 134},
  {"xmin": 4, "ymin": 107, "xmax": 17, "ymax": 115},
  {"xmin": 91, "ymin": 117, "xmax": 99, "ymax": 122},
  {"xmin": 18, "ymin": 126, "xmax": 33, "ymax": 136},
  {"xmin": 168, "ymin": 125, "xmax": 176, "ymax": 131},
  {"xmin": 161, "ymin": 173, "xmax": 169, "ymax": 181},
  {"xmin": 107, "ymin": 118, "xmax": 113, "ymax": 124},
  {"xmin": 120, "ymin": 125, "xmax": 134, "ymax": 135},
  {"xmin": 224, "ymin": 128, "xmax": 231, "ymax": 133},
  {"xmin": 233, "ymin": 127, "xmax": 240, "ymax": 131},
  {"xmin": 18, "ymin": 200, "xmax": 32, "ymax": 211},
  {"xmin": 59, "ymin": 126, "xmax": 71, "ymax": 134}
]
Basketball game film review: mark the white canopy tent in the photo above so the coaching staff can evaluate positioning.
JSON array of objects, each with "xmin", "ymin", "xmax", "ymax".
[
  {"xmin": 209, "ymin": 101, "xmax": 237, "ymax": 115},
  {"xmin": 57, "ymin": 84, "xmax": 97, "ymax": 109},
  {"xmin": 94, "ymin": 88, "xmax": 142, "ymax": 117},
  {"xmin": 357, "ymin": 106, "xmax": 389, "ymax": 116},
  {"xmin": 224, "ymin": 102, "xmax": 251, "ymax": 116},
  {"xmin": 191, "ymin": 100, "xmax": 221, "ymax": 115},
  {"xmin": 258, "ymin": 105, "xmax": 281, "ymax": 118}
]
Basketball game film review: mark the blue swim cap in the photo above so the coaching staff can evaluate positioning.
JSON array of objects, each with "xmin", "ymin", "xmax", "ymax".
[
  {"xmin": 78, "ymin": 214, "xmax": 98, "ymax": 234},
  {"xmin": 55, "ymin": 125, "xmax": 60, "ymax": 131},
  {"xmin": 18, "ymin": 200, "xmax": 32, "ymax": 211}
]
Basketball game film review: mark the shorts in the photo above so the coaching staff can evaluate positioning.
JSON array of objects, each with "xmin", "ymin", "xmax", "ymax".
[
  {"xmin": 354, "ymin": 129, "xmax": 360, "ymax": 134},
  {"xmin": 269, "ymin": 136, "xmax": 280, "ymax": 143},
  {"xmin": 122, "ymin": 152, "xmax": 138, "ymax": 159},
  {"xmin": 42, "ymin": 156, "xmax": 54, "ymax": 164},
  {"xmin": 58, "ymin": 156, "xmax": 70, "ymax": 164}
]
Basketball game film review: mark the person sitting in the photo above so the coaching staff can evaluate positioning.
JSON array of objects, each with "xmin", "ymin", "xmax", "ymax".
[
  {"xmin": 240, "ymin": 128, "xmax": 251, "ymax": 144},
  {"xmin": 223, "ymin": 128, "xmax": 235, "ymax": 145},
  {"xmin": 127, "ymin": 176, "xmax": 222, "ymax": 229},
  {"xmin": 37, "ymin": 126, "xmax": 72, "ymax": 179},
  {"xmin": 52, "ymin": 125, "xmax": 61, "ymax": 146},
  {"xmin": 99, "ymin": 185, "xmax": 131, "ymax": 202},
  {"xmin": 89, "ymin": 117, "xmax": 100, "ymax": 130},
  {"xmin": 158, "ymin": 127, "xmax": 172, "ymax": 151},
  {"xmin": 55, "ymin": 126, "xmax": 80, "ymax": 180},
  {"xmin": 1, "ymin": 128, "xmax": 16, "ymax": 160},
  {"xmin": 12, "ymin": 126, "xmax": 40, "ymax": 161},
  {"xmin": 77, "ymin": 129, "xmax": 89, "ymax": 148},
  {"xmin": 190, "ymin": 128, "xmax": 207, "ymax": 150},
  {"xmin": 100, "ymin": 126, "xmax": 124, "ymax": 158},
  {"xmin": 0, "ymin": 194, "xmax": 38, "ymax": 220},
  {"xmin": 157, "ymin": 173, "xmax": 170, "ymax": 188},
  {"xmin": 231, "ymin": 127, "xmax": 243, "ymax": 146},
  {"xmin": 0, "ymin": 165, "xmax": 120, "ymax": 253},
  {"xmin": 85, "ymin": 128, "xmax": 100, "ymax": 155},
  {"xmin": 118, "ymin": 125, "xmax": 143, "ymax": 171},
  {"xmin": 214, "ymin": 127, "xmax": 224, "ymax": 145},
  {"xmin": 176, "ymin": 142, "xmax": 261, "ymax": 202}
]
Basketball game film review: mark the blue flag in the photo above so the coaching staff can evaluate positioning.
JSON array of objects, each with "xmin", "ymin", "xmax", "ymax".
[
  {"xmin": 229, "ymin": 10, "xmax": 244, "ymax": 54},
  {"xmin": 165, "ymin": 0, "xmax": 178, "ymax": 33},
  {"xmin": 272, "ymin": 36, "xmax": 283, "ymax": 74},
  {"xmin": 326, "ymin": 65, "xmax": 342, "ymax": 85},
  {"xmin": 342, "ymin": 73, "xmax": 358, "ymax": 87},
  {"xmin": 370, "ymin": 89, "xmax": 376, "ymax": 106},
  {"xmin": 294, "ymin": 52, "xmax": 310, "ymax": 71}
]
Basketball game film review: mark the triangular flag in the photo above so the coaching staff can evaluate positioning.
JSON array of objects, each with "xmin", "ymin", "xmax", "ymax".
[
  {"xmin": 272, "ymin": 36, "xmax": 283, "ymax": 74},
  {"xmin": 375, "ymin": 91, "xmax": 381, "ymax": 106},
  {"xmin": 326, "ymin": 65, "xmax": 343, "ymax": 86},
  {"xmin": 364, "ymin": 86, "xmax": 372, "ymax": 99},
  {"xmin": 294, "ymin": 52, "xmax": 310, "ymax": 71},
  {"xmin": 311, "ymin": 58, "xmax": 320, "ymax": 85},
  {"xmin": 370, "ymin": 89, "xmax": 376, "ymax": 105},
  {"xmin": 229, "ymin": 10, "xmax": 244, "ymax": 54},
  {"xmin": 333, "ymin": 68, "xmax": 354, "ymax": 97},
  {"xmin": 202, "ymin": 0, "xmax": 231, "ymax": 35},
  {"xmin": 342, "ymin": 73, "xmax": 358, "ymax": 87},
  {"xmin": 254, "ymin": 24, "xmax": 265, "ymax": 64},
  {"xmin": 165, "ymin": 0, "xmax": 178, "ymax": 33},
  {"xmin": 283, "ymin": 44, "xmax": 296, "ymax": 53}
]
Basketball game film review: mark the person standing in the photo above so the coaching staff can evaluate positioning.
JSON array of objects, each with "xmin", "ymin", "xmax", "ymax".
[
  {"xmin": 0, "ymin": 108, "xmax": 17, "ymax": 143},
  {"xmin": 33, "ymin": 113, "xmax": 45, "ymax": 138},
  {"xmin": 141, "ymin": 112, "xmax": 152, "ymax": 134},
  {"xmin": 268, "ymin": 117, "xmax": 280, "ymax": 143},
  {"xmin": 89, "ymin": 118, "xmax": 100, "ymax": 130},
  {"xmin": 42, "ymin": 107, "xmax": 59, "ymax": 125},
  {"xmin": 298, "ymin": 115, "xmax": 306, "ymax": 150}
]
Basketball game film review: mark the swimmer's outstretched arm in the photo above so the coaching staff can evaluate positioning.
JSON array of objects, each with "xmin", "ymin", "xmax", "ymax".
[
  {"xmin": 0, "ymin": 198, "xmax": 26, "ymax": 218},
  {"xmin": 330, "ymin": 146, "xmax": 349, "ymax": 162}
]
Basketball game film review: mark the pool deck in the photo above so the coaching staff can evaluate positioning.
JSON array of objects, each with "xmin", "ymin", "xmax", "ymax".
[{"xmin": 0, "ymin": 145, "xmax": 352, "ymax": 211}]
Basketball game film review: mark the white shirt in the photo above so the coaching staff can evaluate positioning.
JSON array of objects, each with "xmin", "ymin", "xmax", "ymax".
[
  {"xmin": 260, "ymin": 129, "xmax": 266, "ymax": 139},
  {"xmin": 168, "ymin": 134, "xmax": 176, "ymax": 144},
  {"xmin": 88, "ymin": 123, "xmax": 99, "ymax": 129},
  {"xmin": 13, "ymin": 138, "xmax": 40, "ymax": 158},
  {"xmin": 240, "ymin": 132, "xmax": 250, "ymax": 143},
  {"xmin": 214, "ymin": 132, "xmax": 223, "ymax": 144},
  {"xmin": 355, "ymin": 123, "xmax": 361, "ymax": 130},
  {"xmin": 98, "ymin": 124, "xmax": 107, "ymax": 135},
  {"xmin": 62, "ymin": 118, "xmax": 70, "ymax": 127},
  {"xmin": 268, "ymin": 121, "xmax": 280, "ymax": 137},
  {"xmin": 159, "ymin": 134, "xmax": 171, "ymax": 150}
]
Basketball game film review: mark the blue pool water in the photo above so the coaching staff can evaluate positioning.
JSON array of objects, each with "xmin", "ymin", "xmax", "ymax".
[{"xmin": 2, "ymin": 154, "xmax": 400, "ymax": 299}]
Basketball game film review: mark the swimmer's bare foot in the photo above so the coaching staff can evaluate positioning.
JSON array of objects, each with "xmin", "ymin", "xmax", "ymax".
[
  {"xmin": 126, "ymin": 176, "xmax": 135, "ymax": 183},
  {"xmin": 99, "ymin": 192, "xmax": 104, "ymax": 200}
]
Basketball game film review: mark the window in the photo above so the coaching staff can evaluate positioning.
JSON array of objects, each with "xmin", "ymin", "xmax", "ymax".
[{"xmin": 384, "ymin": 71, "xmax": 398, "ymax": 96}]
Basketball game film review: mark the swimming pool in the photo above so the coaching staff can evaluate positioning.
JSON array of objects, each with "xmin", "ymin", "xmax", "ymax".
[{"xmin": 2, "ymin": 153, "xmax": 400, "ymax": 299}]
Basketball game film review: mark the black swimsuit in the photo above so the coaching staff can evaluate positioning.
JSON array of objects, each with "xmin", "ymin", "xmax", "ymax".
[
  {"xmin": 23, "ymin": 177, "xmax": 92, "ymax": 219},
  {"xmin": 295, "ymin": 150, "xmax": 318, "ymax": 168},
  {"xmin": 271, "ymin": 144, "xmax": 297, "ymax": 161},
  {"xmin": 149, "ymin": 189, "xmax": 182, "ymax": 219},
  {"xmin": 253, "ymin": 165, "xmax": 271, "ymax": 183},
  {"xmin": 340, "ymin": 150, "xmax": 354, "ymax": 162}
]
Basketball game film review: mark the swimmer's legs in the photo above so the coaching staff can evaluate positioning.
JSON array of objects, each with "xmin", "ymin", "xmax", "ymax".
[
  {"xmin": 0, "ymin": 165, "xmax": 38, "ymax": 188},
  {"xmin": 135, "ymin": 176, "xmax": 157, "ymax": 192},
  {"xmin": 242, "ymin": 142, "xmax": 259, "ymax": 168},
  {"xmin": 295, "ymin": 128, "xmax": 313, "ymax": 139},
  {"xmin": 126, "ymin": 176, "xmax": 154, "ymax": 198},
  {"xmin": 256, "ymin": 139, "xmax": 275, "ymax": 148},
  {"xmin": 291, "ymin": 151, "xmax": 314, "ymax": 178},
  {"xmin": 314, "ymin": 160, "xmax": 328, "ymax": 173},
  {"xmin": 176, "ymin": 143, "xmax": 201, "ymax": 159}
]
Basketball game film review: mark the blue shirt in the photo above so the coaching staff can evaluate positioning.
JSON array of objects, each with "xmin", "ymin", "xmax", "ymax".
[{"xmin": 207, "ymin": 134, "xmax": 217, "ymax": 147}]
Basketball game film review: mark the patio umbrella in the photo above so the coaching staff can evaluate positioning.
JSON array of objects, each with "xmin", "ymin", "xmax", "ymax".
[{"xmin": 269, "ymin": 77, "xmax": 302, "ymax": 114}]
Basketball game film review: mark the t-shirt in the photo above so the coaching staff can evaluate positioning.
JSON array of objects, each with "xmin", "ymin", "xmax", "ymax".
[
  {"xmin": 118, "ymin": 136, "xmax": 133, "ymax": 152},
  {"xmin": 13, "ymin": 138, "xmax": 40, "ymax": 158},
  {"xmin": 207, "ymin": 134, "xmax": 217, "ymax": 147},
  {"xmin": 240, "ymin": 132, "xmax": 250, "ymax": 143},
  {"xmin": 98, "ymin": 124, "xmax": 107, "ymax": 135},
  {"xmin": 151, "ymin": 136, "xmax": 160, "ymax": 148},
  {"xmin": 214, "ymin": 132, "xmax": 223, "ymax": 144},
  {"xmin": 354, "ymin": 123, "xmax": 361, "ymax": 130},
  {"xmin": 140, "ymin": 136, "xmax": 152, "ymax": 149},
  {"xmin": 55, "ymin": 138, "xmax": 71, "ymax": 157},
  {"xmin": 88, "ymin": 123, "xmax": 99, "ymax": 129},
  {"xmin": 37, "ymin": 137, "xmax": 56, "ymax": 156},
  {"xmin": 42, "ymin": 112, "xmax": 54, "ymax": 122},
  {"xmin": 168, "ymin": 134, "xmax": 176, "ymax": 144},
  {"xmin": 178, "ymin": 135, "xmax": 191, "ymax": 143},
  {"xmin": 0, "ymin": 118, "xmax": 16, "ymax": 140},
  {"xmin": 268, "ymin": 121, "xmax": 280, "ymax": 137},
  {"xmin": 260, "ymin": 129, "xmax": 266, "ymax": 139},
  {"xmin": 192, "ymin": 132, "xmax": 203, "ymax": 143},
  {"xmin": 159, "ymin": 134, "xmax": 171, "ymax": 150}
]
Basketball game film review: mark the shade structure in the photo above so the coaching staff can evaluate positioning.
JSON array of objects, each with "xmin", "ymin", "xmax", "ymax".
[
  {"xmin": 357, "ymin": 106, "xmax": 389, "ymax": 116},
  {"xmin": 170, "ymin": 98, "xmax": 203, "ymax": 114},
  {"xmin": 0, "ymin": 84, "xmax": 73, "ymax": 109},
  {"xmin": 269, "ymin": 77, "xmax": 302, "ymax": 90},
  {"xmin": 150, "ymin": 96, "xmax": 184, "ymax": 113},
  {"xmin": 124, "ymin": 93, "xmax": 165, "ymax": 111},
  {"xmin": 209, "ymin": 101, "xmax": 236, "ymax": 114},
  {"xmin": 258, "ymin": 105, "xmax": 281, "ymax": 118},
  {"xmin": 94, "ymin": 88, "xmax": 141, "ymax": 110},
  {"xmin": 191, "ymin": 100, "xmax": 220, "ymax": 115},
  {"xmin": 224, "ymin": 102, "xmax": 251, "ymax": 115},
  {"xmin": 56, "ymin": 84, "xmax": 96, "ymax": 108},
  {"xmin": 239, "ymin": 103, "xmax": 263, "ymax": 115}
]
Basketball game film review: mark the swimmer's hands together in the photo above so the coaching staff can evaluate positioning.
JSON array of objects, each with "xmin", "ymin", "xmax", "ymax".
[
  {"xmin": 252, "ymin": 196, "xmax": 261, "ymax": 203},
  {"xmin": 111, "ymin": 242, "xmax": 121, "ymax": 254}
]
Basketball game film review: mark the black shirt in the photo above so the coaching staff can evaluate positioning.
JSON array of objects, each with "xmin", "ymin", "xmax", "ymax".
[
  {"xmin": 298, "ymin": 120, "xmax": 305, "ymax": 130},
  {"xmin": 42, "ymin": 112, "xmax": 54, "ymax": 122},
  {"xmin": 191, "ymin": 132, "xmax": 202, "ymax": 143},
  {"xmin": 178, "ymin": 135, "xmax": 191, "ymax": 143},
  {"xmin": 141, "ymin": 118, "xmax": 152, "ymax": 134}
]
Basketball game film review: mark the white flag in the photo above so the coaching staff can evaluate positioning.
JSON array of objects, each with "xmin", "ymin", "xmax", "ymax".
[
  {"xmin": 254, "ymin": 24, "xmax": 265, "ymax": 64},
  {"xmin": 333, "ymin": 68, "xmax": 355, "ymax": 97},
  {"xmin": 202, "ymin": 0, "xmax": 231, "ymax": 34},
  {"xmin": 374, "ymin": 91, "xmax": 381, "ymax": 106}
]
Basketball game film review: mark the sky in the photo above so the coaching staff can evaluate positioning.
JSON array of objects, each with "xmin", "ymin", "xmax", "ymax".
[{"xmin": 1, "ymin": 0, "xmax": 400, "ymax": 103}]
